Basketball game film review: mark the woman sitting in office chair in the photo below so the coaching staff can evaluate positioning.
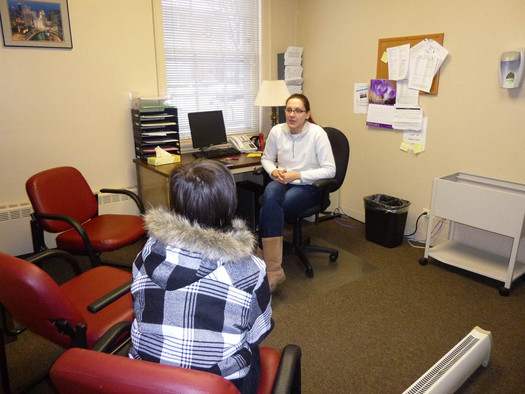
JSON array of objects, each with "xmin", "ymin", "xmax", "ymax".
[
  {"xmin": 129, "ymin": 159, "xmax": 272, "ymax": 393},
  {"xmin": 258, "ymin": 94, "xmax": 336, "ymax": 291}
]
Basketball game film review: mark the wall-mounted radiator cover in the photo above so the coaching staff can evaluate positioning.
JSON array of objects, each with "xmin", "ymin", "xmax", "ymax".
[
  {"xmin": 404, "ymin": 326, "xmax": 492, "ymax": 394},
  {"xmin": 0, "ymin": 188, "xmax": 139, "ymax": 256}
]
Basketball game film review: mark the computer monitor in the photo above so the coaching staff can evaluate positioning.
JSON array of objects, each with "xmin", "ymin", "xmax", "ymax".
[{"xmin": 188, "ymin": 110, "xmax": 228, "ymax": 149}]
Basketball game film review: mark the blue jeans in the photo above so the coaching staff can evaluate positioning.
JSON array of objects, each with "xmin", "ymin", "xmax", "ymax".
[{"xmin": 258, "ymin": 181, "xmax": 321, "ymax": 241}]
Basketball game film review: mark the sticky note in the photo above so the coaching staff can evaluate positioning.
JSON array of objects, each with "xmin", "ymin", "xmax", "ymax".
[
  {"xmin": 413, "ymin": 143, "xmax": 424, "ymax": 154},
  {"xmin": 247, "ymin": 153, "xmax": 261, "ymax": 157},
  {"xmin": 400, "ymin": 141, "xmax": 410, "ymax": 152},
  {"xmin": 381, "ymin": 51, "xmax": 388, "ymax": 63}
]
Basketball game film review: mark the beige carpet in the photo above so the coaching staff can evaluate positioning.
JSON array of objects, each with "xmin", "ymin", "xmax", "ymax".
[
  {"xmin": 5, "ymin": 218, "xmax": 525, "ymax": 393},
  {"xmin": 271, "ymin": 237, "xmax": 377, "ymax": 305}
]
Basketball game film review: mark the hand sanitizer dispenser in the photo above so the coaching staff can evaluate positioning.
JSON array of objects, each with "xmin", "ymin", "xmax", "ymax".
[{"xmin": 499, "ymin": 50, "xmax": 525, "ymax": 88}]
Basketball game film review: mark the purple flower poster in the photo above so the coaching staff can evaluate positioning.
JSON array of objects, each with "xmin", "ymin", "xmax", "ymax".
[{"xmin": 366, "ymin": 79, "xmax": 397, "ymax": 129}]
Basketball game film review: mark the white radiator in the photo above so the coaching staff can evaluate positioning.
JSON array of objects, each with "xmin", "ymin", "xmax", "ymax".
[
  {"xmin": 404, "ymin": 326, "xmax": 492, "ymax": 394},
  {"xmin": 0, "ymin": 188, "xmax": 140, "ymax": 257}
]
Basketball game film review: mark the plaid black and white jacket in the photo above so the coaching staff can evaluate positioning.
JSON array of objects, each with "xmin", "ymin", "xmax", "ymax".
[{"xmin": 129, "ymin": 207, "xmax": 272, "ymax": 383}]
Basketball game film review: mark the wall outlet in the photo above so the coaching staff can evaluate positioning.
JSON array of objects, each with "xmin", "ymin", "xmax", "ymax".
[{"xmin": 423, "ymin": 208, "xmax": 431, "ymax": 215}]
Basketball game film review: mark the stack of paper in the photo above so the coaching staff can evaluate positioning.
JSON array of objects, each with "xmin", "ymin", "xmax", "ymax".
[
  {"xmin": 284, "ymin": 46, "xmax": 303, "ymax": 94},
  {"xmin": 386, "ymin": 39, "xmax": 448, "ymax": 93}
]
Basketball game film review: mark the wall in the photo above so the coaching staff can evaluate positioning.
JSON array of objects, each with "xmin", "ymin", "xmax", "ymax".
[
  {"xmin": 289, "ymin": 0, "xmax": 525, "ymax": 240},
  {"xmin": 259, "ymin": 0, "xmax": 298, "ymax": 132},
  {"xmin": 0, "ymin": 0, "xmax": 160, "ymax": 254},
  {"xmin": 2, "ymin": 0, "xmax": 524, "ymax": 254},
  {"xmin": 0, "ymin": 0, "xmax": 159, "ymax": 204}
]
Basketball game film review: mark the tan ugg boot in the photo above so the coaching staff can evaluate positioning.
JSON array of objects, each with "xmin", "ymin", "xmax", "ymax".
[{"xmin": 261, "ymin": 236, "xmax": 285, "ymax": 292}]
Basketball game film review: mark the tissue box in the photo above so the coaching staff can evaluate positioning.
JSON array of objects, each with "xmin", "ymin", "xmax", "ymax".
[{"xmin": 147, "ymin": 155, "xmax": 180, "ymax": 166}]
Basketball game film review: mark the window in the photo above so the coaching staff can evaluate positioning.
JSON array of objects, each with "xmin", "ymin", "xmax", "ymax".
[{"xmin": 161, "ymin": 0, "xmax": 260, "ymax": 141}]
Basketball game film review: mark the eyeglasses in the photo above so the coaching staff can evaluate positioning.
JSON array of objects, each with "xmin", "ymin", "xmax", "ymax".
[{"xmin": 285, "ymin": 108, "xmax": 306, "ymax": 114}]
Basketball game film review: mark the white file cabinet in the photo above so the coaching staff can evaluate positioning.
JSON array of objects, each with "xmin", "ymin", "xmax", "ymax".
[{"xmin": 420, "ymin": 173, "xmax": 525, "ymax": 296}]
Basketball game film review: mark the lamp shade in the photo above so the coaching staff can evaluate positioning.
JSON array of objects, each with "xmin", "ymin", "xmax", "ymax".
[{"xmin": 254, "ymin": 80, "xmax": 290, "ymax": 107}]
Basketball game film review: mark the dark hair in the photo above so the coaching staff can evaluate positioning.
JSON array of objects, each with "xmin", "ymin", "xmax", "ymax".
[
  {"xmin": 286, "ymin": 93, "xmax": 316, "ymax": 124},
  {"xmin": 169, "ymin": 159, "xmax": 237, "ymax": 229}
]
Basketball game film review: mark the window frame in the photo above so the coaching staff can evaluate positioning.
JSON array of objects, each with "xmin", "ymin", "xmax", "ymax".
[{"xmin": 155, "ymin": 0, "xmax": 261, "ymax": 147}]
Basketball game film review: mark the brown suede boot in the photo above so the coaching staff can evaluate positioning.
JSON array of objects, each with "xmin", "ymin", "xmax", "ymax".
[{"xmin": 261, "ymin": 236, "xmax": 285, "ymax": 292}]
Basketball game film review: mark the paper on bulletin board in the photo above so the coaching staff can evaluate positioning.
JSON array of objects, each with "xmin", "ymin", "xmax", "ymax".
[
  {"xmin": 386, "ymin": 44, "xmax": 410, "ymax": 80},
  {"xmin": 396, "ymin": 80, "xmax": 419, "ymax": 105},
  {"xmin": 400, "ymin": 117, "xmax": 427, "ymax": 154},
  {"xmin": 354, "ymin": 83, "xmax": 369, "ymax": 114},
  {"xmin": 377, "ymin": 34, "xmax": 446, "ymax": 95},
  {"xmin": 408, "ymin": 39, "xmax": 449, "ymax": 93},
  {"xmin": 366, "ymin": 79, "xmax": 396, "ymax": 129}
]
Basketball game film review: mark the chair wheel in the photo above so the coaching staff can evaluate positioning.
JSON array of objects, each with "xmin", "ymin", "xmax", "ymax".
[
  {"xmin": 419, "ymin": 257, "xmax": 428, "ymax": 265},
  {"xmin": 329, "ymin": 252, "xmax": 338, "ymax": 262}
]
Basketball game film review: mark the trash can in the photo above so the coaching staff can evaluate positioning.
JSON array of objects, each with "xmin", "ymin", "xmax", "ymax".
[{"xmin": 364, "ymin": 194, "xmax": 410, "ymax": 248}]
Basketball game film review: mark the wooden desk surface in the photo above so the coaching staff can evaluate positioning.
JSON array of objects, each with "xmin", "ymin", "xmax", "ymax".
[{"xmin": 133, "ymin": 152, "xmax": 262, "ymax": 178}]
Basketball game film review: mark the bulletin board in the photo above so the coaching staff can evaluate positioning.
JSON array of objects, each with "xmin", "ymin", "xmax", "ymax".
[{"xmin": 376, "ymin": 33, "xmax": 444, "ymax": 95}]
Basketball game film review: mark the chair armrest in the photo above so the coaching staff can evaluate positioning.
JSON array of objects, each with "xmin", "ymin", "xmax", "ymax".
[
  {"xmin": 311, "ymin": 178, "xmax": 337, "ymax": 211},
  {"xmin": 272, "ymin": 344, "xmax": 302, "ymax": 394},
  {"xmin": 99, "ymin": 188, "xmax": 145, "ymax": 215},
  {"xmin": 33, "ymin": 212, "xmax": 99, "ymax": 267},
  {"xmin": 87, "ymin": 281, "xmax": 132, "ymax": 313},
  {"xmin": 253, "ymin": 166, "xmax": 272, "ymax": 188},
  {"xmin": 26, "ymin": 249, "xmax": 83, "ymax": 276},
  {"xmin": 253, "ymin": 166, "xmax": 265, "ymax": 176},
  {"xmin": 311, "ymin": 178, "xmax": 337, "ymax": 190},
  {"xmin": 90, "ymin": 321, "xmax": 132, "ymax": 354}
]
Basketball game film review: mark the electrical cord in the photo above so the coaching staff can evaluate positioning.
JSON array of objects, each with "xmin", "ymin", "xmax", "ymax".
[
  {"xmin": 404, "ymin": 212, "xmax": 427, "ymax": 237},
  {"xmin": 407, "ymin": 217, "xmax": 445, "ymax": 248},
  {"xmin": 331, "ymin": 207, "xmax": 363, "ymax": 229}
]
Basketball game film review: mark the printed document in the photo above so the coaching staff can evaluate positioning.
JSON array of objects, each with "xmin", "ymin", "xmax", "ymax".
[
  {"xmin": 408, "ymin": 39, "xmax": 449, "ymax": 92},
  {"xmin": 354, "ymin": 83, "xmax": 369, "ymax": 114},
  {"xmin": 392, "ymin": 105, "xmax": 423, "ymax": 131},
  {"xmin": 387, "ymin": 44, "xmax": 410, "ymax": 80}
]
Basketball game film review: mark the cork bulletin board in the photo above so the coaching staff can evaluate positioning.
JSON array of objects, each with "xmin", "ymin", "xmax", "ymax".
[{"xmin": 376, "ymin": 33, "xmax": 444, "ymax": 95}]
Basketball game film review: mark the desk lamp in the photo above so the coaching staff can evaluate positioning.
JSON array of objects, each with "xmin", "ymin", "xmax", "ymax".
[{"xmin": 254, "ymin": 80, "xmax": 290, "ymax": 127}]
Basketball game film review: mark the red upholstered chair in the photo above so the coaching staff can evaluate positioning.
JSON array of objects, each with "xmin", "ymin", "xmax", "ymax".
[
  {"xmin": 26, "ymin": 166, "xmax": 145, "ymax": 268},
  {"xmin": 0, "ymin": 250, "xmax": 134, "ymax": 394},
  {"xmin": 50, "ymin": 345, "xmax": 302, "ymax": 394}
]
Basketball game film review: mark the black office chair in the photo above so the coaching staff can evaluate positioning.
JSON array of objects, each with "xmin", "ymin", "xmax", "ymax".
[
  {"xmin": 255, "ymin": 127, "xmax": 350, "ymax": 278},
  {"xmin": 284, "ymin": 127, "xmax": 349, "ymax": 277}
]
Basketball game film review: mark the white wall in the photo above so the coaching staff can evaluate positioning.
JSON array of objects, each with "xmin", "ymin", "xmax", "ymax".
[
  {"xmin": 288, "ymin": 0, "xmax": 525, "ymax": 239},
  {"xmin": 0, "ymin": 0, "xmax": 161, "ymax": 255},
  {"xmin": 0, "ymin": 0, "xmax": 160, "ymax": 205},
  {"xmin": 3, "ymin": 0, "xmax": 525, "ymax": 254}
]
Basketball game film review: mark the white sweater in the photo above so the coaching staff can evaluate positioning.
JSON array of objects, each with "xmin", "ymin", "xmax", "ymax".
[{"xmin": 261, "ymin": 121, "xmax": 336, "ymax": 185}]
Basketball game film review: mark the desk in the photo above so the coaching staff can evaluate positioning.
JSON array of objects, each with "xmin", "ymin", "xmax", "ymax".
[{"xmin": 134, "ymin": 152, "xmax": 262, "ymax": 208}]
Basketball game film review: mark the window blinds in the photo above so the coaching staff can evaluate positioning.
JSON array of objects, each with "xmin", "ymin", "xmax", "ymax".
[{"xmin": 161, "ymin": 0, "xmax": 260, "ymax": 141}]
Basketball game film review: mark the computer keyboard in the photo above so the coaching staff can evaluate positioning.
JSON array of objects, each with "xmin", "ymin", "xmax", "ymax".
[{"xmin": 193, "ymin": 147, "xmax": 241, "ymax": 159}]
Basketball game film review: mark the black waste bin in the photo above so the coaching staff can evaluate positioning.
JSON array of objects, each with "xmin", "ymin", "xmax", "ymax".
[{"xmin": 364, "ymin": 194, "xmax": 410, "ymax": 248}]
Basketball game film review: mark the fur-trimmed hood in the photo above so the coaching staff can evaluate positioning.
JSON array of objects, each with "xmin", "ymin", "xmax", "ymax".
[{"xmin": 144, "ymin": 207, "xmax": 256, "ymax": 263}]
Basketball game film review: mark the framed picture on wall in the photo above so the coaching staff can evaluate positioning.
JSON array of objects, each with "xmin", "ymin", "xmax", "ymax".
[{"xmin": 0, "ymin": 0, "xmax": 72, "ymax": 49}]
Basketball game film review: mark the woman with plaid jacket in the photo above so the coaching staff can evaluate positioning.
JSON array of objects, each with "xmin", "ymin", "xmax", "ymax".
[{"xmin": 129, "ymin": 159, "xmax": 272, "ymax": 393}]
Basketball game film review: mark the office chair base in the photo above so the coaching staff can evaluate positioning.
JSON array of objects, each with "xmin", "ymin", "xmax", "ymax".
[{"xmin": 284, "ymin": 239, "xmax": 339, "ymax": 278}]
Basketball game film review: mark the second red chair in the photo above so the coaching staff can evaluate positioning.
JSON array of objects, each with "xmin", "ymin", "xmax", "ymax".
[{"xmin": 26, "ymin": 166, "xmax": 145, "ymax": 268}]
